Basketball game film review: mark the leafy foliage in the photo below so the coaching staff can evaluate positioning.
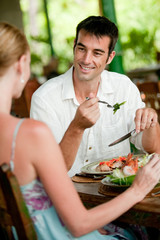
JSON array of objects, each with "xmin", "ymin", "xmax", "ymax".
[
  {"xmin": 20, "ymin": 0, "xmax": 160, "ymax": 75},
  {"xmin": 115, "ymin": 0, "xmax": 160, "ymax": 70},
  {"xmin": 20, "ymin": 0, "xmax": 98, "ymax": 75}
]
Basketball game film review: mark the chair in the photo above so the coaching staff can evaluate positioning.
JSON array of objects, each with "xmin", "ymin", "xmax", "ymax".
[
  {"xmin": 137, "ymin": 81, "xmax": 160, "ymax": 122},
  {"xmin": 24, "ymin": 78, "xmax": 41, "ymax": 114},
  {"xmin": 11, "ymin": 90, "xmax": 29, "ymax": 118},
  {"xmin": 11, "ymin": 78, "xmax": 40, "ymax": 118},
  {"xmin": 0, "ymin": 163, "xmax": 37, "ymax": 239}
]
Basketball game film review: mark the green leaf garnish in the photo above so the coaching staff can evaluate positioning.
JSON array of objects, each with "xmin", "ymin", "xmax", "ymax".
[
  {"xmin": 111, "ymin": 175, "xmax": 135, "ymax": 186},
  {"xmin": 113, "ymin": 101, "xmax": 126, "ymax": 114}
]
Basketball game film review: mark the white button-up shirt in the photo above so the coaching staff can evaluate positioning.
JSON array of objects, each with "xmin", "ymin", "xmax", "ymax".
[{"xmin": 30, "ymin": 67, "xmax": 145, "ymax": 177}]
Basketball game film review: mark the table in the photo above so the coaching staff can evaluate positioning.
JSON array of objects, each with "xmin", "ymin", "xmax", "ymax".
[{"xmin": 73, "ymin": 181, "xmax": 160, "ymax": 229}]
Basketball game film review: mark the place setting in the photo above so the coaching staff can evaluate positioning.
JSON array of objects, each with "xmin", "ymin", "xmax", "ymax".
[
  {"xmin": 98, "ymin": 153, "xmax": 160, "ymax": 198},
  {"xmin": 72, "ymin": 128, "xmax": 138, "ymax": 183},
  {"xmin": 71, "ymin": 158, "xmax": 114, "ymax": 183},
  {"xmin": 72, "ymin": 153, "xmax": 140, "ymax": 183},
  {"xmin": 72, "ymin": 152, "xmax": 160, "ymax": 198}
]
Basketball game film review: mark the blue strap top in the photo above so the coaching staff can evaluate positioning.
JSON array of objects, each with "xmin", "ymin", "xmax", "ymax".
[
  {"xmin": 10, "ymin": 118, "xmax": 53, "ymax": 216},
  {"xmin": 10, "ymin": 119, "xmax": 25, "ymax": 171}
]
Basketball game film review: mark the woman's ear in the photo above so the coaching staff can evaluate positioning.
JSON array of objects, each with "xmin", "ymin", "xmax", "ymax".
[
  {"xmin": 106, "ymin": 51, "xmax": 116, "ymax": 64},
  {"xmin": 16, "ymin": 54, "xmax": 26, "ymax": 74}
]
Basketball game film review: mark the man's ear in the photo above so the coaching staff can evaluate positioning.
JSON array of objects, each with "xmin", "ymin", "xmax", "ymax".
[{"xmin": 106, "ymin": 51, "xmax": 116, "ymax": 64}]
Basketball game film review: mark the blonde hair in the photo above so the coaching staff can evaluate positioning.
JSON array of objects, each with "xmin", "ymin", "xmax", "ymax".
[{"xmin": 0, "ymin": 22, "xmax": 29, "ymax": 76}]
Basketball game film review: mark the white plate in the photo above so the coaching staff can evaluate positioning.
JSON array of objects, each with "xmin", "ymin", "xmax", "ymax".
[
  {"xmin": 81, "ymin": 154, "xmax": 145, "ymax": 175},
  {"xmin": 101, "ymin": 177, "xmax": 130, "ymax": 188},
  {"xmin": 81, "ymin": 160, "xmax": 112, "ymax": 175}
]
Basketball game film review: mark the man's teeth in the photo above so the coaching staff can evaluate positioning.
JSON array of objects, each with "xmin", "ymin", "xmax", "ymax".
[{"xmin": 81, "ymin": 66, "xmax": 92, "ymax": 70}]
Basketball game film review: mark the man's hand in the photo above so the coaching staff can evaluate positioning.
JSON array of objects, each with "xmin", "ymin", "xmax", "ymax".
[
  {"xmin": 131, "ymin": 153, "xmax": 160, "ymax": 201},
  {"xmin": 59, "ymin": 94, "xmax": 100, "ymax": 171},
  {"xmin": 73, "ymin": 95, "xmax": 100, "ymax": 131},
  {"xmin": 134, "ymin": 108, "xmax": 158, "ymax": 133}
]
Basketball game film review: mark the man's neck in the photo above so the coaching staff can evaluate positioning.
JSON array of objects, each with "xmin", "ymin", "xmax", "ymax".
[
  {"xmin": 73, "ymin": 79, "xmax": 100, "ymax": 104},
  {"xmin": 72, "ymin": 66, "xmax": 101, "ymax": 103}
]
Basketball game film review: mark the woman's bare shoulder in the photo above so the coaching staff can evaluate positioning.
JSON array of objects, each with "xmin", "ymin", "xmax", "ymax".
[
  {"xmin": 23, "ymin": 118, "xmax": 53, "ymax": 138},
  {"xmin": 21, "ymin": 118, "xmax": 58, "ymax": 159},
  {"xmin": 22, "ymin": 119, "xmax": 57, "ymax": 150}
]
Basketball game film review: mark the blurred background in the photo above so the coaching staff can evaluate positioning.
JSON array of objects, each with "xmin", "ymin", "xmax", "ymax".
[
  {"xmin": 1, "ymin": 0, "xmax": 160, "ymax": 120},
  {"xmin": 1, "ymin": 0, "xmax": 160, "ymax": 77}
]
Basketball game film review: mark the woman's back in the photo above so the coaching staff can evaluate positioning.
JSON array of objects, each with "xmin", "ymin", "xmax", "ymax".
[
  {"xmin": 0, "ymin": 115, "xmax": 69, "ymax": 239},
  {"xmin": 0, "ymin": 114, "xmax": 38, "ymax": 186},
  {"xmin": 0, "ymin": 115, "xmax": 120, "ymax": 240}
]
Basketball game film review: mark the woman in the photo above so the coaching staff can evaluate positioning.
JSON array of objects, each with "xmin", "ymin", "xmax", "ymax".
[{"xmin": 0, "ymin": 22, "xmax": 160, "ymax": 240}]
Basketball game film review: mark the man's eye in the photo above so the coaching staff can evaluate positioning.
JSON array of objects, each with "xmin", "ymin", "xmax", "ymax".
[
  {"xmin": 94, "ymin": 52, "xmax": 102, "ymax": 56},
  {"xmin": 78, "ymin": 47, "xmax": 85, "ymax": 51}
]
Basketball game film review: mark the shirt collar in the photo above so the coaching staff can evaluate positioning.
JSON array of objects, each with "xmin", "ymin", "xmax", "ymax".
[
  {"xmin": 62, "ymin": 66, "xmax": 75, "ymax": 100},
  {"xmin": 62, "ymin": 67, "xmax": 115, "ymax": 100},
  {"xmin": 97, "ymin": 70, "xmax": 114, "ymax": 100}
]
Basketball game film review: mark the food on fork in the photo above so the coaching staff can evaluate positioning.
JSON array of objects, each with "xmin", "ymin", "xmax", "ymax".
[
  {"xmin": 86, "ymin": 97, "xmax": 126, "ymax": 114},
  {"xmin": 113, "ymin": 101, "xmax": 126, "ymax": 114}
]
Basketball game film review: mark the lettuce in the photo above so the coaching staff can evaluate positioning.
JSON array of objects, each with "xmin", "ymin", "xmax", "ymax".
[
  {"xmin": 138, "ymin": 153, "xmax": 154, "ymax": 168},
  {"xmin": 112, "ymin": 168, "xmax": 125, "ymax": 178},
  {"xmin": 111, "ymin": 175, "xmax": 135, "ymax": 186},
  {"xmin": 105, "ymin": 154, "xmax": 154, "ymax": 186}
]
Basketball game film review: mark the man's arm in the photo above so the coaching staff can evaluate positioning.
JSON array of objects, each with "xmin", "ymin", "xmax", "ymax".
[
  {"xmin": 142, "ymin": 123, "xmax": 160, "ymax": 153},
  {"xmin": 31, "ymin": 92, "xmax": 100, "ymax": 171},
  {"xmin": 135, "ymin": 108, "xmax": 160, "ymax": 153},
  {"xmin": 60, "ymin": 97, "xmax": 100, "ymax": 170},
  {"xmin": 30, "ymin": 94, "xmax": 64, "ymax": 143},
  {"xmin": 59, "ymin": 121, "xmax": 84, "ymax": 171}
]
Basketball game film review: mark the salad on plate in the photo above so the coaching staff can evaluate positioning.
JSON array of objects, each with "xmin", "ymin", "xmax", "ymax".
[{"xmin": 102, "ymin": 153, "xmax": 154, "ymax": 186}]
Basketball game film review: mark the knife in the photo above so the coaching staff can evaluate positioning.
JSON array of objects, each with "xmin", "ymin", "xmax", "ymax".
[{"xmin": 108, "ymin": 129, "xmax": 136, "ymax": 147}]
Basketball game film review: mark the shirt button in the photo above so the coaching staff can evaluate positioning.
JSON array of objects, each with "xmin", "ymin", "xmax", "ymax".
[
  {"xmin": 85, "ymin": 159, "xmax": 89, "ymax": 162},
  {"xmin": 89, "ymin": 147, "xmax": 92, "ymax": 150}
]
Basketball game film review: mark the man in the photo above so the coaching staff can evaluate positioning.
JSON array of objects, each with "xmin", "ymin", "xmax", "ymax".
[{"xmin": 30, "ymin": 16, "xmax": 160, "ymax": 177}]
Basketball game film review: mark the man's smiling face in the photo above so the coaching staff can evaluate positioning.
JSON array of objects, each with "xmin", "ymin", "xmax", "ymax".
[{"xmin": 73, "ymin": 29, "xmax": 113, "ymax": 83}]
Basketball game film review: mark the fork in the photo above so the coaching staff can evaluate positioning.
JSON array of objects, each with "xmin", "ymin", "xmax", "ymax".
[
  {"xmin": 98, "ymin": 100, "xmax": 113, "ymax": 108},
  {"xmin": 86, "ymin": 97, "xmax": 113, "ymax": 108}
]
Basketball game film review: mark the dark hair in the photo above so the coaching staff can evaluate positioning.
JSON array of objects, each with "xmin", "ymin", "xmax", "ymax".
[{"xmin": 74, "ymin": 16, "xmax": 118, "ymax": 55}]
